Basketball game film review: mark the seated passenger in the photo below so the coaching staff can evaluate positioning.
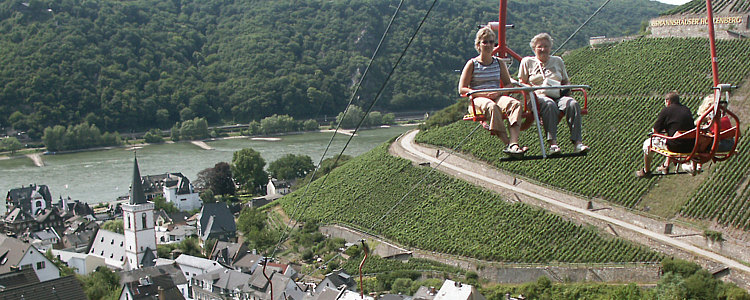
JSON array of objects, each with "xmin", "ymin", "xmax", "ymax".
[
  {"xmin": 678, "ymin": 95, "xmax": 735, "ymax": 173},
  {"xmin": 635, "ymin": 92, "xmax": 695, "ymax": 178},
  {"xmin": 458, "ymin": 26, "xmax": 527, "ymax": 156},
  {"xmin": 518, "ymin": 33, "xmax": 589, "ymax": 155},
  {"xmin": 695, "ymin": 94, "xmax": 734, "ymax": 152}
]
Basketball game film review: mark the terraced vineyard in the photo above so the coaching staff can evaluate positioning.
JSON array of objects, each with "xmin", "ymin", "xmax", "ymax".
[
  {"xmin": 417, "ymin": 95, "xmax": 703, "ymax": 208},
  {"xmin": 564, "ymin": 38, "xmax": 750, "ymax": 97},
  {"xmin": 681, "ymin": 138, "xmax": 750, "ymax": 229},
  {"xmin": 661, "ymin": 0, "xmax": 750, "ymax": 14},
  {"xmin": 417, "ymin": 37, "xmax": 750, "ymax": 229},
  {"xmin": 279, "ymin": 144, "xmax": 660, "ymax": 263}
]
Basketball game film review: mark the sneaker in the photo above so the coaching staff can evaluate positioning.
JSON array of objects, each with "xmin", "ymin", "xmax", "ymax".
[
  {"xmin": 634, "ymin": 168, "xmax": 651, "ymax": 178},
  {"xmin": 548, "ymin": 144, "xmax": 561, "ymax": 156},
  {"xmin": 575, "ymin": 143, "xmax": 590, "ymax": 153},
  {"xmin": 655, "ymin": 163, "xmax": 669, "ymax": 175},
  {"xmin": 680, "ymin": 163, "xmax": 702, "ymax": 175}
]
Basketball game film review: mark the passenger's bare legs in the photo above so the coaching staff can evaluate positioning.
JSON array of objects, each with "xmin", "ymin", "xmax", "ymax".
[
  {"xmin": 509, "ymin": 123, "xmax": 520, "ymax": 145},
  {"xmin": 492, "ymin": 129, "xmax": 510, "ymax": 145}
]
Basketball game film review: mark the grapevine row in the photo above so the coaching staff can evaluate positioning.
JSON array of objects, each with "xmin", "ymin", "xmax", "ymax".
[
  {"xmin": 420, "ymin": 37, "xmax": 750, "ymax": 232},
  {"xmin": 682, "ymin": 135, "xmax": 750, "ymax": 229},
  {"xmin": 564, "ymin": 38, "xmax": 750, "ymax": 97},
  {"xmin": 279, "ymin": 144, "xmax": 659, "ymax": 263},
  {"xmin": 417, "ymin": 95, "xmax": 704, "ymax": 208}
]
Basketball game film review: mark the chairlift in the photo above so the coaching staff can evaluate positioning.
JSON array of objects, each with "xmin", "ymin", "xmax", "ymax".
[
  {"xmin": 649, "ymin": 85, "xmax": 741, "ymax": 174},
  {"xmin": 461, "ymin": 0, "xmax": 591, "ymax": 160},
  {"xmin": 647, "ymin": 0, "xmax": 742, "ymax": 174}
]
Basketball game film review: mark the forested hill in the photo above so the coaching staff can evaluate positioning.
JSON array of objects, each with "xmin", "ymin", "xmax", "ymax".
[{"xmin": 0, "ymin": 0, "xmax": 670, "ymax": 137}]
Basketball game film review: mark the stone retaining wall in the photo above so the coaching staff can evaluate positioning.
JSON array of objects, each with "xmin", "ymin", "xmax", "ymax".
[{"xmin": 321, "ymin": 224, "xmax": 662, "ymax": 284}]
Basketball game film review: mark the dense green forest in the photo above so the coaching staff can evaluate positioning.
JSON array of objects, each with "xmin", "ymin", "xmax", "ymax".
[{"xmin": 0, "ymin": 0, "xmax": 670, "ymax": 137}]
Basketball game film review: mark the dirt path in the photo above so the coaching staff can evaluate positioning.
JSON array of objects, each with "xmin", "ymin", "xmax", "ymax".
[{"xmin": 390, "ymin": 129, "xmax": 750, "ymax": 289}]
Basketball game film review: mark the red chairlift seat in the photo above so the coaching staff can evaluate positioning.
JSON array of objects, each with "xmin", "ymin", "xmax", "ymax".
[
  {"xmin": 648, "ymin": 103, "xmax": 741, "ymax": 172},
  {"xmin": 462, "ymin": 84, "xmax": 589, "ymax": 124}
]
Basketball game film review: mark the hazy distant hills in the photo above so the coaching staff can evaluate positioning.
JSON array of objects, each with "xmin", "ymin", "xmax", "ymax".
[{"xmin": 0, "ymin": 0, "xmax": 671, "ymax": 137}]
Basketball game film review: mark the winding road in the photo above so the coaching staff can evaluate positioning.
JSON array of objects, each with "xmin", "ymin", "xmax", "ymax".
[{"xmin": 392, "ymin": 129, "xmax": 750, "ymax": 288}]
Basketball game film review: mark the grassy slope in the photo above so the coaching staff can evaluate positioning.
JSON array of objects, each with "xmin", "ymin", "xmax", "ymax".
[
  {"xmin": 417, "ymin": 37, "xmax": 750, "ymax": 230},
  {"xmin": 279, "ymin": 144, "xmax": 659, "ymax": 264}
]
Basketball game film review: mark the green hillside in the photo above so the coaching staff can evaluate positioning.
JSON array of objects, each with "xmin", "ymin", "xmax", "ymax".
[
  {"xmin": 0, "ymin": 0, "xmax": 670, "ymax": 137},
  {"xmin": 279, "ymin": 143, "xmax": 659, "ymax": 264},
  {"xmin": 661, "ymin": 0, "xmax": 750, "ymax": 15},
  {"xmin": 416, "ymin": 37, "xmax": 750, "ymax": 230}
]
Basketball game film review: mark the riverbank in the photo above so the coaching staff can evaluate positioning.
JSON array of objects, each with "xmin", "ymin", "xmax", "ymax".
[
  {"xmin": 32, "ymin": 125, "xmax": 419, "ymax": 158},
  {"xmin": 1, "ymin": 126, "xmax": 413, "ymax": 211}
]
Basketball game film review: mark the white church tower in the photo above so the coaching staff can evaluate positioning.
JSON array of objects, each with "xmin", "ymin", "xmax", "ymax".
[{"xmin": 122, "ymin": 155, "xmax": 157, "ymax": 270}]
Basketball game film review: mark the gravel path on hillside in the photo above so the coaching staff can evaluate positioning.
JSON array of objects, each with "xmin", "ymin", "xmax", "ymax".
[{"xmin": 390, "ymin": 129, "xmax": 750, "ymax": 289}]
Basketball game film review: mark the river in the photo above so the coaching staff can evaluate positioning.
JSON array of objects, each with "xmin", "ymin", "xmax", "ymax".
[{"xmin": 0, "ymin": 126, "xmax": 412, "ymax": 212}]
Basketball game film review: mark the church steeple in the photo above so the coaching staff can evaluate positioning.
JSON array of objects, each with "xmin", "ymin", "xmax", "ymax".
[
  {"xmin": 123, "ymin": 152, "xmax": 157, "ymax": 270},
  {"xmin": 130, "ymin": 154, "xmax": 147, "ymax": 205}
]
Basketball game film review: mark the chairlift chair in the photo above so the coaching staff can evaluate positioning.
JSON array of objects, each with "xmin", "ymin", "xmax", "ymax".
[
  {"xmin": 648, "ymin": 0, "xmax": 742, "ymax": 173},
  {"xmin": 649, "ymin": 85, "xmax": 741, "ymax": 174},
  {"xmin": 461, "ymin": 0, "xmax": 591, "ymax": 160}
]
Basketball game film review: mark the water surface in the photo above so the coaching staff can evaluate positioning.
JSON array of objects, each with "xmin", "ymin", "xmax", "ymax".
[{"xmin": 1, "ymin": 126, "xmax": 412, "ymax": 211}]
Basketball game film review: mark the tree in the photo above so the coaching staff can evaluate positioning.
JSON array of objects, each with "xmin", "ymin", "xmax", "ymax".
[
  {"xmin": 179, "ymin": 107, "xmax": 195, "ymax": 121},
  {"xmin": 156, "ymin": 237, "xmax": 206, "ymax": 259},
  {"xmin": 662, "ymin": 258, "xmax": 701, "ymax": 277},
  {"xmin": 302, "ymin": 119, "xmax": 319, "ymax": 131},
  {"xmin": 179, "ymin": 117, "xmax": 209, "ymax": 140},
  {"xmin": 79, "ymin": 266, "xmax": 120, "ymax": 300},
  {"xmin": 376, "ymin": 270, "xmax": 420, "ymax": 291},
  {"xmin": 143, "ymin": 129, "xmax": 164, "ymax": 143},
  {"xmin": 382, "ymin": 113, "xmax": 396, "ymax": 125},
  {"xmin": 365, "ymin": 111, "xmax": 382, "ymax": 127},
  {"xmin": 176, "ymin": 237, "xmax": 205, "ymax": 258},
  {"xmin": 45, "ymin": 249, "xmax": 76, "ymax": 276},
  {"xmin": 100, "ymin": 219, "xmax": 123, "ymax": 234},
  {"xmin": 232, "ymin": 148, "xmax": 267, "ymax": 192},
  {"xmin": 8, "ymin": 111, "xmax": 27, "ymax": 131},
  {"xmin": 156, "ymin": 109, "xmax": 171, "ymax": 128},
  {"xmin": 170, "ymin": 123, "xmax": 181, "ymax": 141},
  {"xmin": 42, "ymin": 123, "xmax": 120, "ymax": 152},
  {"xmin": 153, "ymin": 196, "xmax": 178, "ymax": 213},
  {"xmin": 237, "ymin": 207, "xmax": 266, "ymax": 237},
  {"xmin": 268, "ymin": 154, "xmax": 314, "ymax": 180},
  {"xmin": 260, "ymin": 114, "xmax": 299, "ymax": 135},
  {"xmin": 196, "ymin": 162, "xmax": 235, "ymax": 195},
  {"xmin": 391, "ymin": 278, "xmax": 413, "ymax": 295},
  {"xmin": 1, "ymin": 137, "xmax": 22, "ymax": 155},
  {"xmin": 236, "ymin": 207, "xmax": 280, "ymax": 252},
  {"xmin": 42, "ymin": 125, "xmax": 66, "ymax": 152},
  {"xmin": 246, "ymin": 121, "xmax": 261, "ymax": 135},
  {"xmin": 200, "ymin": 189, "xmax": 216, "ymax": 203},
  {"xmin": 335, "ymin": 105, "xmax": 365, "ymax": 129}
]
